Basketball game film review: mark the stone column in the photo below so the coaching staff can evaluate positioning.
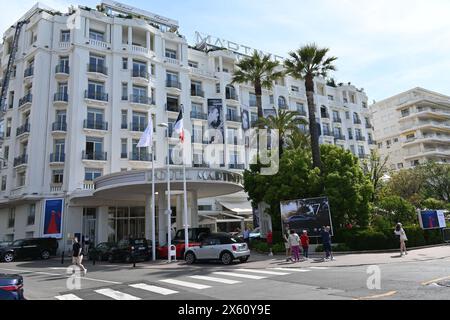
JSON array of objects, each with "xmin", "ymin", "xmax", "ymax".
[
  {"xmin": 128, "ymin": 26, "xmax": 133, "ymax": 46},
  {"xmin": 219, "ymin": 56, "xmax": 223, "ymax": 73},
  {"xmin": 85, "ymin": 18, "xmax": 90, "ymax": 38},
  {"xmin": 146, "ymin": 31, "xmax": 151, "ymax": 51},
  {"xmin": 158, "ymin": 191, "xmax": 167, "ymax": 245},
  {"xmin": 96, "ymin": 207, "xmax": 109, "ymax": 244}
]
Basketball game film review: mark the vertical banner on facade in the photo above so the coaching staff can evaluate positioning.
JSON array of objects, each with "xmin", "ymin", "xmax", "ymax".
[
  {"xmin": 207, "ymin": 99, "xmax": 224, "ymax": 144},
  {"xmin": 42, "ymin": 199, "xmax": 64, "ymax": 239},
  {"xmin": 242, "ymin": 109, "xmax": 250, "ymax": 131}
]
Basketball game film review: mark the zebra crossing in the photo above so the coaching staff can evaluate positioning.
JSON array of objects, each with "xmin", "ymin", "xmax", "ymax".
[{"xmin": 54, "ymin": 266, "xmax": 325, "ymax": 300}]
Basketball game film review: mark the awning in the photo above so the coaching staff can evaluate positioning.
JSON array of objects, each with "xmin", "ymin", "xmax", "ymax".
[{"xmin": 219, "ymin": 201, "xmax": 253, "ymax": 214}]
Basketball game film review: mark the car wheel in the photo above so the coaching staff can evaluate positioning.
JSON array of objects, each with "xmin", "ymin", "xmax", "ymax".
[
  {"xmin": 41, "ymin": 250, "xmax": 50, "ymax": 260},
  {"xmin": 239, "ymin": 256, "xmax": 249, "ymax": 263},
  {"xmin": 221, "ymin": 252, "xmax": 233, "ymax": 265},
  {"xmin": 185, "ymin": 252, "xmax": 196, "ymax": 265},
  {"xmin": 3, "ymin": 252, "xmax": 14, "ymax": 263}
]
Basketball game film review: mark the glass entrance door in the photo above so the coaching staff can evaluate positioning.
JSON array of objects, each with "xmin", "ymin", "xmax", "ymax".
[{"xmin": 83, "ymin": 208, "xmax": 97, "ymax": 249}]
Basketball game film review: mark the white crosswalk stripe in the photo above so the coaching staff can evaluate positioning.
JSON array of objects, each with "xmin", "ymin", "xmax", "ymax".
[
  {"xmin": 270, "ymin": 268, "xmax": 311, "ymax": 272},
  {"xmin": 160, "ymin": 279, "xmax": 211, "ymax": 289},
  {"xmin": 236, "ymin": 269, "xmax": 290, "ymax": 275},
  {"xmin": 129, "ymin": 283, "xmax": 178, "ymax": 295},
  {"xmin": 189, "ymin": 275, "xmax": 241, "ymax": 284},
  {"xmin": 213, "ymin": 272, "xmax": 266, "ymax": 280},
  {"xmin": 309, "ymin": 267, "xmax": 330, "ymax": 270},
  {"xmin": 55, "ymin": 294, "xmax": 83, "ymax": 300},
  {"xmin": 95, "ymin": 288, "xmax": 141, "ymax": 300}
]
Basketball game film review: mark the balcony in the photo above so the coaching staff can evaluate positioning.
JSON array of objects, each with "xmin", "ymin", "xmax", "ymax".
[
  {"xmin": 82, "ymin": 151, "xmax": 107, "ymax": 161},
  {"xmin": 166, "ymin": 80, "xmax": 182, "ymax": 90},
  {"xmin": 83, "ymin": 120, "xmax": 108, "ymax": 131},
  {"xmin": 189, "ymin": 67, "xmax": 214, "ymax": 78},
  {"xmin": 191, "ymin": 111, "xmax": 207, "ymax": 120},
  {"xmin": 131, "ymin": 69, "xmax": 150, "ymax": 81},
  {"xmin": 229, "ymin": 164, "xmax": 245, "ymax": 170},
  {"xmin": 321, "ymin": 113, "xmax": 330, "ymax": 119},
  {"xmin": 368, "ymin": 139, "xmax": 376, "ymax": 145},
  {"xmin": 356, "ymin": 136, "xmax": 366, "ymax": 142},
  {"xmin": 333, "ymin": 117, "xmax": 342, "ymax": 123},
  {"xmin": 226, "ymin": 92, "xmax": 239, "ymax": 101},
  {"xmin": 24, "ymin": 67, "xmax": 34, "ymax": 78},
  {"xmin": 166, "ymin": 104, "xmax": 180, "ymax": 113},
  {"xmin": 55, "ymin": 65, "xmax": 70, "ymax": 76},
  {"xmin": 334, "ymin": 134, "xmax": 345, "ymax": 140},
  {"xmin": 193, "ymin": 163, "xmax": 210, "ymax": 168},
  {"xmin": 129, "ymin": 152, "xmax": 152, "ymax": 162},
  {"xmin": 365, "ymin": 123, "xmax": 373, "ymax": 129},
  {"xmin": 50, "ymin": 153, "xmax": 65, "ymax": 163},
  {"xmin": 13, "ymin": 154, "xmax": 28, "ymax": 167},
  {"xmin": 52, "ymin": 122, "xmax": 67, "ymax": 132},
  {"xmin": 54, "ymin": 92, "xmax": 69, "ymax": 103},
  {"xmin": 165, "ymin": 57, "xmax": 180, "ymax": 66},
  {"xmin": 354, "ymin": 119, "xmax": 362, "ymax": 125},
  {"xmin": 130, "ymin": 94, "xmax": 154, "ymax": 105},
  {"xmin": 84, "ymin": 91, "xmax": 108, "ymax": 102},
  {"xmin": 226, "ymin": 114, "xmax": 242, "ymax": 122},
  {"xmin": 323, "ymin": 130, "xmax": 333, "ymax": 137},
  {"xmin": 129, "ymin": 122, "xmax": 146, "ymax": 132},
  {"xmin": 87, "ymin": 63, "xmax": 108, "ymax": 76},
  {"xmin": 16, "ymin": 123, "xmax": 30, "ymax": 136},
  {"xmin": 191, "ymin": 88, "xmax": 205, "ymax": 98},
  {"xmin": 88, "ymin": 39, "xmax": 109, "ymax": 49},
  {"xmin": 18, "ymin": 94, "xmax": 32, "ymax": 108}
]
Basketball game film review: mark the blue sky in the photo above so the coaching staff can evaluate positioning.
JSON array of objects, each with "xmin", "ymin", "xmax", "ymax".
[{"xmin": 2, "ymin": 0, "xmax": 450, "ymax": 102}]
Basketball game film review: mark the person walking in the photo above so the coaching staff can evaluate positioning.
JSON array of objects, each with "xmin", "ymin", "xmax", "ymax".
[
  {"xmin": 72, "ymin": 237, "xmax": 87, "ymax": 276},
  {"xmin": 243, "ymin": 227, "xmax": 250, "ymax": 246},
  {"xmin": 394, "ymin": 223, "xmax": 408, "ymax": 256},
  {"xmin": 300, "ymin": 230, "xmax": 310, "ymax": 260},
  {"xmin": 267, "ymin": 230, "xmax": 273, "ymax": 256},
  {"xmin": 283, "ymin": 230, "xmax": 291, "ymax": 262},
  {"xmin": 288, "ymin": 229, "xmax": 301, "ymax": 262},
  {"xmin": 321, "ymin": 226, "xmax": 333, "ymax": 261}
]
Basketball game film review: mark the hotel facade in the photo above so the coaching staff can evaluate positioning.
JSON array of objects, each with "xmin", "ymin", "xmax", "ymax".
[{"xmin": 0, "ymin": 1, "xmax": 374, "ymax": 250}]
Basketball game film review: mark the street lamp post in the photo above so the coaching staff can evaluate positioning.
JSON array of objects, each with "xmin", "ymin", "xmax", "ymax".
[{"xmin": 158, "ymin": 123, "xmax": 172, "ymax": 263}]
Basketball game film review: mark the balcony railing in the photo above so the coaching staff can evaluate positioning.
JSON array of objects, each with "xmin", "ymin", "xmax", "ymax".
[
  {"xmin": 84, "ymin": 91, "xmax": 108, "ymax": 102},
  {"xmin": 87, "ymin": 63, "xmax": 108, "ymax": 75},
  {"xmin": 16, "ymin": 123, "xmax": 30, "ymax": 136},
  {"xmin": 52, "ymin": 122, "xmax": 67, "ymax": 132},
  {"xmin": 129, "ymin": 152, "xmax": 151, "ymax": 161},
  {"xmin": 82, "ymin": 151, "xmax": 107, "ymax": 161},
  {"xmin": 356, "ymin": 136, "xmax": 366, "ymax": 141},
  {"xmin": 130, "ymin": 122, "xmax": 146, "ymax": 132},
  {"xmin": 229, "ymin": 164, "xmax": 245, "ymax": 170},
  {"xmin": 50, "ymin": 153, "xmax": 65, "ymax": 163},
  {"xmin": 14, "ymin": 154, "xmax": 28, "ymax": 167},
  {"xmin": 191, "ymin": 111, "xmax": 207, "ymax": 120},
  {"xmin": 365, "ymin": 123, "xmax": 373, "ymax": 129},
  {"xmin": 354, "ymin": 119, "xmax": 362, "ymax": 124},
  {"xmin": 166, "ymin": 80, "xmax": 181, "ymax": 89},
  {"xmin": 333, "ymin": 117, "xmax": 342, "ymax": 123},
  {"xmin": 24, "ymin": 67, "xmax": 34, "ymax": 78},
  {"xmin": 226, "ymin": 114, "xmax": 242, "ymax": 122},
  {"xmin": 279, "ymin": 104, "xmax": 288, "ymax": 110},
  {"xmin": 334, "ymin": 134, "xmax": 345, "ymax": 140},
  {"xmin": 19, "ymin": 94, "xmax": 32, "ymax": 107},
  {"xmin": 166, "ymin": 104, "xmax": 180, "ymax": 112},
  {"xmin": 55, "ymin": 65, "xmax": 70, "ymax": 75},
  {"xmin": 321, "ymin": 113, "xmax": 330, "ymax": 119},
  {"xmin": 131, "ymin": 69, "xmax": 150, "ymax": 80},
  {"xmin": 191, "ymin": 88, "xmax": 205, "ymax": 97},
  {"xmin": 368, "ymin": 139, "xmax": 376, "ymax": 145},
  {"xmin": 226, "ymin": 92, "xmax": 238, "ymax": 101},
  {"xmin": 54, "ymin": 92, "xmax": 69, "ymax": 102},
  {"xmin": 130, "ymin": 94, "xmax": 153, "ymax": 105},
  {"xmin": 83, "ymin": 120, "xmax": 108, "ymax": 131},
  {"xmin": 323, "ymin": 130, "xmax": 333, "ymax": 137}
]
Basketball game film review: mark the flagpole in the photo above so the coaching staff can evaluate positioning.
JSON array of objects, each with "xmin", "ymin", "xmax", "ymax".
[
  {"xmin": 167, "ymin": 126, "xmax": 172, "ymax": 263},
  {"xmin": 182, "ymin": 106, "xmax": 189, "ymax": 254},
  {"xmin": 151, "ymin": 145, "xmax": 156, "ymax": 262}
]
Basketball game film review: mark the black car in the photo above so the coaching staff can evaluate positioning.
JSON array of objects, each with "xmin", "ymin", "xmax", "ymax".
[
  {"xmin": 107, "ymin": 238, "xmax": 150, "ymax": 263},
  {"xmin": 0, "ymin": 238, "xmax": 59, "ymax": 263},
  {"xmin": 88, "ymin": 242, "xmax": 116, "ymax": 261},
  {"xmin": 0, "ymin": 274, "xmax": 25, "ymax": 300}
]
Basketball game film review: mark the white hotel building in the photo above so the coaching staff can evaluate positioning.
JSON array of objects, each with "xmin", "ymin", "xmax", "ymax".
[{"xmin": 0, "ymin": 1, "xmax": 374, "ymax": 249}]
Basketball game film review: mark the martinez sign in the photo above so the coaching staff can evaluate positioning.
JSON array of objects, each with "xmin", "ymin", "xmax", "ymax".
[{"xmin": 195, "ymin": 31, "xmax": 284, "ymax": 62}]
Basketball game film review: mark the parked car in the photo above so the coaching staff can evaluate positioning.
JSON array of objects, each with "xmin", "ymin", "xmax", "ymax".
[
  {"xmin": 184, "ymin": 233, "xmax": 250, "ymax": 265},
  {"xmin": 87, "ymin": 242, "xmax": 116, "ymax": 261},
  {"xmin": 107, "ymin": 238, "xmax": 150, "ymax": 263},
  {"xmin": 157, "ymin": 228, "xmax": 211, "ymax": 259},
  {"xmin": 0, "ymin": 242, "xmax": 11, "ymax": 248},
  {"xmin": 0, "ymin": 238, "xmax": 58, "ymax": 263},
  {"xmin": 0, "ymin": 274, "xmax": 25, "ymax": 300}
]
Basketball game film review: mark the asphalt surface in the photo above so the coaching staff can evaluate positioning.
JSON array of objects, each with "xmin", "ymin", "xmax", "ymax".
[{"xmin": 0, "ymin": 249, "xmax": 449, "ymax": 300}]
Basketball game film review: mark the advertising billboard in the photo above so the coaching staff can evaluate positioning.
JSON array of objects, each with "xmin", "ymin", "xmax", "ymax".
[
  {"xmin": 42, "ymin": 198, "xmax": 64, "ymax": 239},
  {"xmin": 280, "ymin": 197, "xmax": 333, "ymax": 237},
  {"xmin": 418, "ymin": 210, "xmax": 447, "ymax": 230},
  {"xmin": 207, "ymin": 99, "xmax": 224, "ymax": 144}
]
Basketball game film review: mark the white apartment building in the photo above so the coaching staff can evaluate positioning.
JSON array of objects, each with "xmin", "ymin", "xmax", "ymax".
[
  {"xmin": 371, "ymin": 87, "xmax": 450, "ymax": 171},
  {"xmin": 0, "ymin": 1, "xmax": 374, "ymax": 249}
]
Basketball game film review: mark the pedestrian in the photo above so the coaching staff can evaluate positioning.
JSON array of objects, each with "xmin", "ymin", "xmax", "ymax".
[
  {"xmin": 266, "ymin": 230, "xmax": 273, "ymax": 256},
  {"xmin": 300, "ymin": 230, "xmax": 310, "ymax": 260},
  {"xmin": 243, "ymin": 227, "xmax": 250, "ymax": 246},
  {"xmin": 321, "ymin": 226, "xmax": 333, "ymax": 261},
  {"xmin": 283, "ymin": 230, "xmax": 291, "ymax": 262},
  {"xmin": 394, "ymin": 223, "xmax": 408, "ymax": 256},
  {"xmin": 288, "ymin": 229, "xmax": 301, "ymax": 262},
  {"xmin": 72, "ymin": 237, "xmax": 87, "ymax": 276}
]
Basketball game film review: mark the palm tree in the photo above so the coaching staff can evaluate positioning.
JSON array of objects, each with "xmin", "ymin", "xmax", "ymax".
[
  {"xmin": 286, "ymin": 126, "xmax": 311, "ymax": 151},
  {"xmin": 256, "ymin": 108, "xmax": 307, "ymax": 158},
  {"xmin": 284, "ymin": 44, "xmax": 337, "ymax": 170},
  {"xmin": 232, "ymin": 51, "xmax": 284, "ymax": 128}
]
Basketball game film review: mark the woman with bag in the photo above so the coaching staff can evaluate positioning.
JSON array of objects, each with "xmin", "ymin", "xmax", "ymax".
[
  {"xmin": 394, "ymin": 223, "xmax": 408, "ymax": 256},
  {"xmin": 288, "ymin": 229, "xmax": 301, "ymax": 262}
]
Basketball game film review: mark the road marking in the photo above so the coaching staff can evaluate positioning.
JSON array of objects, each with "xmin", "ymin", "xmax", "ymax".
[
  {"xmin": 129, "ymin": 283, "xmax": 178, "ymax": 296},
  {"xmin": 236, "ymin": 268, "xmax": 290, "ymax": 275},
  {"xmin": 270, "ymin": 268, "xmax": 311, "ymax": 273},
  {"xmin": 309, "ymin": 267, "xmax": 329, "ymax": 270},
  {"xmin": 422, "ymin": 275, "xmax": 450, "ymax": 286},
  {"xmin": 80, "ymin": 277, "xmax": 122, "ymax": 285},
  {"xmin": 213, "ymin": 272, "xmax": 266, "ymax": 280},
  {"xmin": 160, "ymin": 279, "xmax": 211, "ymax": 290},
  {"xmin": 95, "ymin": 288, "xmax": 141, "ymax": 300},
  {"xmin": 357, "ymin": 291, "xmax": 397, "ymax": 300},
  {"xmin": 49, "ymin": 267, "xmax": 69, "ymax": 270},
  {"xmin": 189, "ymin": 275, "xmax": 241, "ymax": 284},
  {"xmin": 55, "ymin": 294, "xmax": 83, "ymax": 300}
]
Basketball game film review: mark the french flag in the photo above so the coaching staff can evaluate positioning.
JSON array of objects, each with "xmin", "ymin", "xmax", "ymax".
[{"xmin": 174, "ymin": 109, "xmax": 184, "ymax": 143}]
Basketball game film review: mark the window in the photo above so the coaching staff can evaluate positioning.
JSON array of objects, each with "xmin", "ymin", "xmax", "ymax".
[
  {"xmin": 87, "ymin": 108, "xmax": 104, "ymax": 128},
  {"xmin": 53, "ymin": 139, "xmax": 65, "ymax": 162},
  {"xmin": 278, "ymin": 96, "xmax": 287, "ymax": 108},
  {"xmin": 3, "ymin": 146, "xmax": 9, "ymax": 166},
  {"xmin": 8, "ymin": 91, "xmax": 14, "ymax": 109},
  {"xmin": 30, "ymin": 31, "xmax": 37, "ymax": 45},
  {"xmin": 165, "ymin": 49, "xmax": 177, "ymax": 59},
  {"xmin": 166, "ymin": 71, "xmax": 179, "ymax": 85},
  {"xmin": 60, "ymin": 30, "xmax": 70, "ymax": 42},
  {"xmin": 358, "ymin": 146, "xmax": 365, "ymax": 156},
  {"xmin": 394, "ymin": 138, "xmax": 399, "ymax": 143},
  {"xmin": 121, "ymin": 110, "xmax": 128, "ymax": 129},
  {"xmin": 27, "ymin": 204, "xmax": 35, "ymax": 226},
  {"xmin": 150, "ymin": 63, "xmax": 155, "ymax": 76},
  {"xmin": 88, "ymin": 81, "xmax": 105, "ymax": 97},
  {"xmin": 121, "ymin": 139, "xmax": 127, "ymax": 158},
  {"xmin": 6, "ymin": 118, "xmax": 11, "ymax": 137},
  {"xmin": 332, "ymin": 110, "xmax": 340, "ymax": 121},
  {"xmin": 52, "ymin": 170, "xmax": 64, "ymax": 184},
  {"xmin": 191, "ymin": 102, "xmax": 203, "ymax": 114},
  {"xmin": 320, "ymin": 106, "xmax": 329, "ymax": 118},
  {"xmin": 1, "ymin": 176, "xmax": 6, "ymax": 191},
  {"xmin": 216, "ymin": 83, "xmax": 221, "ymax": 94},
  {"xmin": 132, "ymin": 85, "xmax": 148, "ymax": 100},
  {"xmin": 58, "ymin": 56, "xmax": 69, "ymax": 73},
  {"xmin": 89, "ymin": 29, "xmax": 104, "ymax": 42},
  {"xmin": 322, "ymin": 123, "xmax": 330, "ymax": 135},
  {"xmin": 328, "ymin": 95, "xmax": 334, "ymax": 101},
  {"xmin": 85, "ymin": 168, "xmax": 103, "ymax": 181},
  {"xmin": 269, "ymin": 95, "xmax": 274, "ymax": 104},
  {"xmin": 296, "ymin": 103, "xmax": 305, "ymax": 113},
  {"xmin": 121, "ymin": 83, "xmax": 128, "ymax": 100},
  {"xmin": 368, "ymin": 133, "xmax": 373, "ymax": 142},
  {"xmin": 18, "ymin": 172, "xmax": 26, "ymax": 187},
  {"xmin": 191, "ymin": 81, "xmax": 203, "ymax": 96},
  {"xmin": 411, "ymin": 160, "xmax": 420, "ymax": 167},
  {"xmin": 85, "ymin": 137, "xmax": 104, "ymax": 159},
  {"xmin": 188, "ymin": 60, "xmax": 198, "ymax": 68},
  {"xmin": 122, "ymin": 58, "xmax": 128, "ymax": 70},
  {"xmin": 362, "ymin": 101, "xmax": 367, "ymax": 108},
  {"xmin": 291, "ymin": 86, "xmax": 299, "ymax": 92},
  {"xmin": 225, "ymin": 85, "xmax": 237, "ymax": 100},
  {"xmin": 8, "ymin": 208, "xmax": 15, "ymax": 228},
  {"xmin": 355, "ymin": 129, "xmax": 362, "ymax": 139},
  {"xmin": 353, "ymin": 112, "xmax": 360, "ymax": 123},
  {"xmin": 89, "ymin": 54, "xmax": 106, "ymax": 72},
  {"xmin": 397, "ymin": 163, "xmax": 404, "ymax": 169},
  {"xmin": 350, "ymin": 145, "xmax": 355, "ymax": 155},
  {"xmin": 132, "ymin": 112, "xmax": 148, "ymax": 131},
  {"xmin": 132, "ymin": 60, "xmax": 147, "ymax": 77},
  {"xmin": 386, "ymin": 140, "xmax": 391, "ymax": 147},
  {"xmin": 401, "ymin": 109, "xmax": 410, "ymax": 117}
]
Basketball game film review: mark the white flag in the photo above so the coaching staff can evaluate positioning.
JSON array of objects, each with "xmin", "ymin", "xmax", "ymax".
[{"xmin": 137, "ymin": 117, "xmax": 153, "ymax": 148}]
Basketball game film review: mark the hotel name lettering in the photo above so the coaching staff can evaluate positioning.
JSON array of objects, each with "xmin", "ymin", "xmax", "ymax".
[{"xmin": 154, "ymin": 169, "xmax": 243, "ymax": 185}]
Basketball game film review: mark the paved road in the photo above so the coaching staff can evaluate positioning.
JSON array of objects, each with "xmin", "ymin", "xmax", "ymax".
[{"xmin": 0, "ymin": 247, "xmax": 449, "ymax": 300}]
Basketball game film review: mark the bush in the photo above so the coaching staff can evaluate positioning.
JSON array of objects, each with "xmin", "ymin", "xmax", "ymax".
[{"xmin": 315, "ymin": 243, "xmax": 351, "ymax": 252}]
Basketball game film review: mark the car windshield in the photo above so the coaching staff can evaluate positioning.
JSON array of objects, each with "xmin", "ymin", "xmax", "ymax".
[{"xmin": 11, "ymin": 240, "xmax": 24, "ymax": 246}]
